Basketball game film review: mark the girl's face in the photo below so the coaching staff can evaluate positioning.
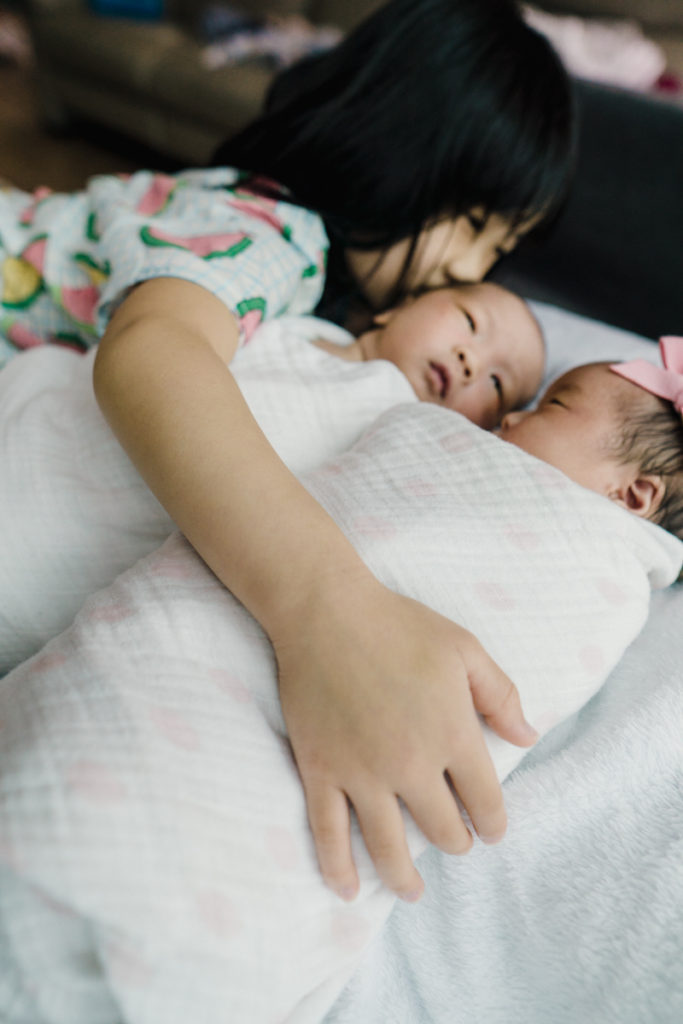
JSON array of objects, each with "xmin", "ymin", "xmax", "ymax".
[
  {"xmin": 346, "ymin": 209, "xmax": 530, "ymax": 309},
  {"xmin": 356, "ymin": 282, "xmax": 544, "ymax": 430}
]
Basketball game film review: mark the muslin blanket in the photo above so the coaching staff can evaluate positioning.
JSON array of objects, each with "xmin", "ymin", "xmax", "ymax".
[
  {"xmin": 327, "ymin": 306, "xmax": 683, "ymax": 1024},
  {"xmin": 0, "ymin": 391, "xmax": 680, "ymax": 1023},
  {"xmin": 0, "ymin": 315, "xmax": 413, "ymax": 673}
]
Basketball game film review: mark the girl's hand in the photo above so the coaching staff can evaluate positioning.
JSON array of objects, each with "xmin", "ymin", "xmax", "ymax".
[{"xmin": 273, "ymin": 571, "xmax": 538, "ymax": 903}]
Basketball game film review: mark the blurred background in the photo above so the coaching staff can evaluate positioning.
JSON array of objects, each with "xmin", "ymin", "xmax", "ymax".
[
  {"xmin": 1, "ymin": 1, "xmax": 681, "ymax": 336},
  {"xmin": 1, "ymin": 0, "xmax": 681, "ymax": 191}
]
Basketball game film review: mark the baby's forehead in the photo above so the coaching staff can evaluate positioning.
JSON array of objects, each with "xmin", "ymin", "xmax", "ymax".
[
  {"xmin": 549, "ymin": 362, "xmax": 657, "ymax": 419},
  {"xmin": 551, "ymin": 361, "xmax": 614, "ymax": 391}
]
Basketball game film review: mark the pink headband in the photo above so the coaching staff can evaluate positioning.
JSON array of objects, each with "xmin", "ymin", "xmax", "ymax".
[{"xmin": 610, "ymin": 336, "xmax": 683, "ymax": 415}]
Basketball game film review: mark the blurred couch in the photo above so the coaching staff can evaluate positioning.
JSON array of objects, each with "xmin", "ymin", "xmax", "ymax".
[
  {"xmin": 23, "ymin": 0, "xmax": 385, "ymax": 164},
  {"xmin": 23, "ymin": 0, "xmax": 683, "ymax": 165}
]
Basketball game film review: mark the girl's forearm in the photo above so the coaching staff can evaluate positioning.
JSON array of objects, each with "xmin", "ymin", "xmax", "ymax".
[{"xmin": 93, "ymin": 279, "xmax": 367, "ymax": 635}]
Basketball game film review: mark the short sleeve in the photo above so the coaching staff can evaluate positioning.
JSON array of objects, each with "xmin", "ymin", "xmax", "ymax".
[{"xmin": 85, "ymin": 169, "xmax": 329, "ymax": 345}]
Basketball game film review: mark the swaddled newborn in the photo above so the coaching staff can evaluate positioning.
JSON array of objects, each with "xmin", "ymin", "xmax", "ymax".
[{"xmin": 0, "ymin": 386, "xmax": 679, "ymax": 1024}]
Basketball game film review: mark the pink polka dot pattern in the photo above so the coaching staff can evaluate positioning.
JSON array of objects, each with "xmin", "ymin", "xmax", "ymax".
[
  {"xmin": 351, "ymin": 516, "xmax": 397, "ymax": 540},
  {"xmin": 149, "ymin": 557, "xmax": 201, "ymax": 581},
  {"xmin": 87, "ymin": 603, "xmax": 133, "ymax": 624},
  {"xmin": 30, "ymin": 650, "xmax": 68, "ymax": 673},
  {"xmin": 315, "ymin": 462, "xmax": 343, "ymax": 476},
  {"xmin": 65, "ymin": 760, "xmax": 128, "ymax": 803},
  {"xmin": 195, "ymin": 889, "xmax": 242, "ymax": 939},
  {"xmin": 596, "ymin": 577, "xmax": 631, "ymax": 606},
  {"xmin": 208, "ymin": 668, "xmax": 252, "ymax": 703},
  {"xmin": 579, "ymin": 644, "xmax": 605, "ymax": 674},
  {"xmin": 403, "ymin": 477, "xmax": 440, "ymax": 499},
  {"xmin": 530, "ymin": 463, "xmax": 569, "ymax": 489},
  {"xmin": 475, "ymin": 581, "xmax": 516, "ymax": 611},
  {"xmin": 439, "ymin": 432, "xmax": 476, "ymax": 455},
  {"xmin": 104, "ymin": 941, "xmax": 154, "ymax": 988},
  {"xmin": 504, "ymin": 525, "xmax": 542, "ymax": 551},
  {"xmin": 148, "ymin": 705, "xmax": 201, "ymax": 752},
  {"xmin": 0, "ymin": 836, "xmax": 20, "ymax": 871},
  {"xmin": 35, "ymin": 889, "xmax": 77, "ymax": 918},
  {"xmin": 330, "ymin": 909, "xmax": 372, "ymax": 953},
  {"xmin": 266, "ymin": 825, "xmax": 301, "ymax": 871}
]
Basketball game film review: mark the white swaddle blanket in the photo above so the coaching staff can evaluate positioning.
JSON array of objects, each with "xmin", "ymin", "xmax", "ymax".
[
  {"xmin": 0, "ymin": 316, "xmax": 413, "ymax": 673},
  {"xmin": 0, "ymin": 392, "xmax": 680, "ymax": 1023},
  {"xmin": 326, "ymin": 310, "xmax": 683, "ymax": 1024}
]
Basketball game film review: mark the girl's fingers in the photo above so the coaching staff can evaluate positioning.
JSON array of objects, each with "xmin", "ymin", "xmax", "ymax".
[
  {"xmin": 352, "ymin": 791, "xmax": 424, "ymax": 902},
  {"xmin": 446, "ymin": 727, "xmax": 507, "ymax": 845},
  {"xmin": 403, "ymin": 775, "xmax": 473, "ymax": 856},
  {"xmin": 466, "ymin": 641, "xmax": 538, "ymax": 748},
  {"xmin": 304, "ymin": 782, "xmax": 359, "ymax": 901}
]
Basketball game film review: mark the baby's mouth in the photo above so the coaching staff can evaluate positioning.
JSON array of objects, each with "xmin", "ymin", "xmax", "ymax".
[{"xmin": 428, "ymin": 361, "xmax": 450, "ymax": 400}]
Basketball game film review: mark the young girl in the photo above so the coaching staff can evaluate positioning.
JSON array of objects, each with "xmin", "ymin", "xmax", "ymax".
[{"xmin": 0, "ymin": 0, "xmax": 574, "ymax": 902}]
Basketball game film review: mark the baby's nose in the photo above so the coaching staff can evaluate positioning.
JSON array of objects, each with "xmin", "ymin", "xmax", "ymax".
[{"xmin": 455, "ymin": 347, "xmax": 479, "ymax": 382}]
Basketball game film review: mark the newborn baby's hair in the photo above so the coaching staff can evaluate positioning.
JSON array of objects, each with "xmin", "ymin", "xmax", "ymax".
[{"xmin": 611, "ymin": 389, "xmax": 683, "ymax": 543}]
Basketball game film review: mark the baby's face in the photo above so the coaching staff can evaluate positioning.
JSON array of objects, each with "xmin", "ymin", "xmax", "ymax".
[
  {"xmin": 497, "ymin": 362, "xmax": 629, "ymax": 494},
  {"xmin": 357, "ymin": 282, "xmax": 544, "ymax": 429}
]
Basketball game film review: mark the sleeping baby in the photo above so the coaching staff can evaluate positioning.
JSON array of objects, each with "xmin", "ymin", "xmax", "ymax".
[
  {"xmin": 0, "ymin": 339, "xmax": 680, "ymax": 1023},
  {"xmin": 0, "ymin": 280, "xmax": 543, "ymax": 672}
]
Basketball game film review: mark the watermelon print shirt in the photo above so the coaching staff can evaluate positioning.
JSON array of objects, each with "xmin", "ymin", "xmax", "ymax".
[{"xmin": 0, "ymin": 167, "xmax": 328, "ymax": 364}]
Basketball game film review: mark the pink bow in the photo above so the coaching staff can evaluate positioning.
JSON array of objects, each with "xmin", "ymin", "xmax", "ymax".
[{"xmin": 610, "ymin": 336, "xmax": 683, "ymax": 414}]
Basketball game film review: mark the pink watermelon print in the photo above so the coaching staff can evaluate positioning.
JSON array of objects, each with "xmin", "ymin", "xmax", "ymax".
[
  {"xmin": 139, "ymin": 225, "xmax": 252, "ymax": 260},
  {"xmin": 21, "ymin": 235, "xmax": 47, "ymax": 274},
  {"xmin": 136, "ymin": 174, "xmax": 179, "ymax": 216},
  {"xmin": 228, "ymin": 194, "xmax": 287, "ymax": 236},
  {"xmin": 60, "ymin": 285, "xmax": 99, "ymax": 326},
  {"xmin": 19, "ymin": 186, "xmax": 52, "ymax": 226},
  {"xmin": 5, "ymin": 321, "xmax": 44, "ymax": 349},
  {"xmin": 236, "ymin": 296, "xmax": 266, "ymax": 343}
]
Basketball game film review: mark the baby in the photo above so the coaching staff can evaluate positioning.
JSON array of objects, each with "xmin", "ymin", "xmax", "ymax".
[
  {"xmin": 316, "ymin": 280, "xmax": 544, "ymax": 429},
  {"xmin": 498, "ymin": 338, "xmax": 683, "ymax": 545}
]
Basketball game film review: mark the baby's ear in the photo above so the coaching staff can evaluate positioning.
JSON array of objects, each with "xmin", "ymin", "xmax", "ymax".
[{"xmin": 613, "ymin": 473, "xmax": 665, "ymax": 519}]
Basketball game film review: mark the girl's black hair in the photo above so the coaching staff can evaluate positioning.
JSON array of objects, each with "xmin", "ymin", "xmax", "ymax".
[
  {"xmin": 215, "ymin": 0, "xmax": 575, "ymax": 238},
  {"xmin": 213, "ymin": 0, "xmax": 576, "ymax": 316}
]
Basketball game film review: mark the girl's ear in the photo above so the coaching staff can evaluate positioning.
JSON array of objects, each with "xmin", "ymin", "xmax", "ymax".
[{"xmin": 610, "ymin": 473, "xmax": 665, "ymax": 518}]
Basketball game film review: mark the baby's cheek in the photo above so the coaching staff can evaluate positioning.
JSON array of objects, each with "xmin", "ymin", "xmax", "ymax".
[{"xmin": 457, "ymin": 392, "xmax": 497, "ymax": 430}]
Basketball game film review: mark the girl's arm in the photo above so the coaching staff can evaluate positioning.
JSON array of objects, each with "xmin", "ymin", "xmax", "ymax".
[{"xmin": 94, "ymin": 277, "xmax": 537, "ymax": 901}]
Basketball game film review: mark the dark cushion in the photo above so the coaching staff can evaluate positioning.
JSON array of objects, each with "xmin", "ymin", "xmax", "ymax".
[{"xmin": 492, "ymin": 80, "xmax": 683, "ymax": 340}]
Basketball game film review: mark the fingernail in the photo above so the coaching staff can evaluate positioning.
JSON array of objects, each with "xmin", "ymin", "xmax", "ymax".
[
  {"xmin": 480, "ymin": 832, "xmax": 505, "ymax": 845},
  {"xmin": 521, "ymin": 721, "xmax": 539, "ymax": 743},
  {"xmin": 401, "ymin": 888, "xmax": 423, "ymax": 903},
  {"xmin": 335, "ymin": 885, "xmax": 357, "ymax": 902}
]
